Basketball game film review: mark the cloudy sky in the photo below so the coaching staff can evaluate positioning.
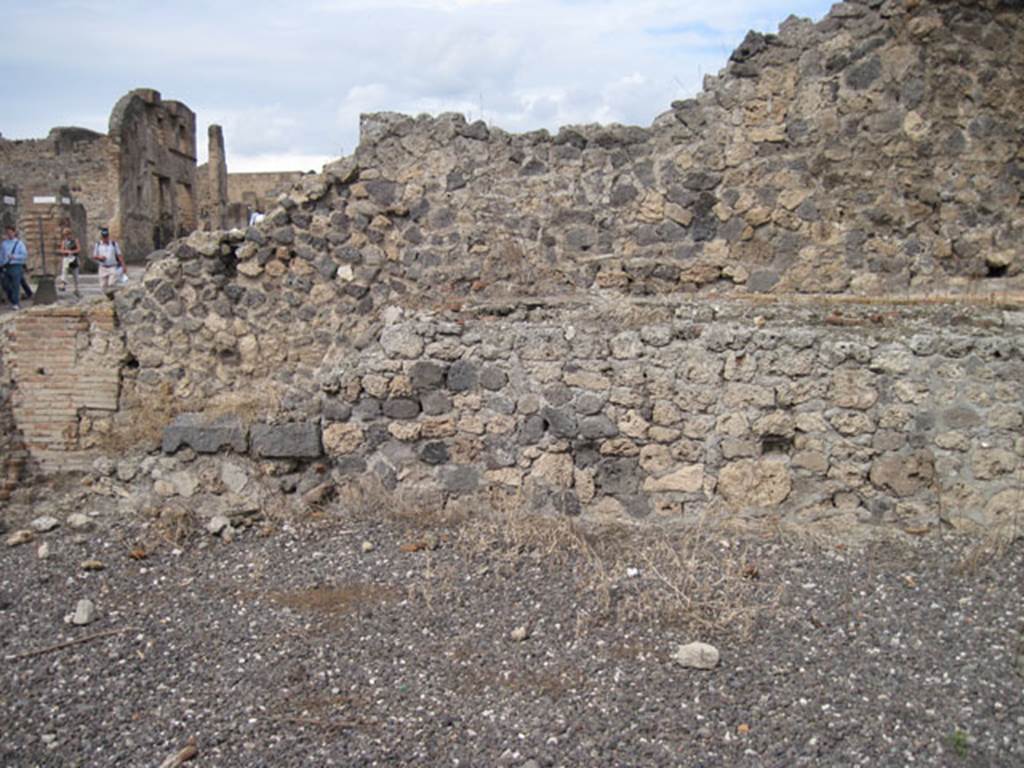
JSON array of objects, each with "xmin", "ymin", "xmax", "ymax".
[{"xmin": 3, "ymin": 0, "xmax": 834, "ymax": 173}]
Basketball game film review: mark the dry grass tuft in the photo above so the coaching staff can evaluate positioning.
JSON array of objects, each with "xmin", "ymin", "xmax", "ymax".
[
  {"xmin": 149, "ymin": 499, "xmax": 199, "ymax": 547},
  {"xmin": 459, "ymin": 509, "xmax": 774, "ymax": 639},
  {"xmin": 329, "ymin": 480, "xmax": 772, "ymax": 637},
  {"xmin": 99, "ymin": 382, "xmax": 180, "ymax": 453},
  {"xmin": 99, "ymin": 382, "xmax": 279, "ymax": 454},
  {"xmin": 204, "ymin": 388, "xmax": 280, "ymax": 423}
]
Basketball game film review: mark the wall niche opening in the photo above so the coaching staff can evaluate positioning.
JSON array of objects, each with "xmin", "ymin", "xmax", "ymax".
[{"xmin": 761, "ymin": 434, "xmax": 794, "ymax": 455}]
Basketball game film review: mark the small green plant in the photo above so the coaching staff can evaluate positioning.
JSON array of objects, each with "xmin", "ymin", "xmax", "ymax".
[{"xmin": 949, "ymin": 729, "xmax": 970, "ymax": 759}]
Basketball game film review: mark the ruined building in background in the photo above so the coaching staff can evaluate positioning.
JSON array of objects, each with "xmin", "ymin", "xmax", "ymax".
[
  {"xmin": 0, "ymin": 88, "xmax": 304, "ymax": 264},
  {"xmin": 2, "ymin": 0, "xmax": 1022, "ymax": 533},
  {"xmin": 195, "ymin": 127, "xmax": 305, "ymax": 230}
]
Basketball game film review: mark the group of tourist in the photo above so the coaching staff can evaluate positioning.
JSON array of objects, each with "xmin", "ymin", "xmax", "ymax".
[{"xmin": 0, "ymin": 225, "xmax": 127, "ymax": 310}]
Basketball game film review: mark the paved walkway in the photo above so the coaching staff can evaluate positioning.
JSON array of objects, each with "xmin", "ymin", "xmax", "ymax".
[{"xmin": 0, "ymin": 274, "xmax": 112, "ymax": 315}]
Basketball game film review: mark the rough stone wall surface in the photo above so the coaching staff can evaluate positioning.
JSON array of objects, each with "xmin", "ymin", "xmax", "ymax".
[
  {"xmin": 196, "ymin": 169, "xmax": 307, "ymax": 230},
  {"xmin": 0, "ymin": 182, "xmax": 17, "ymax": 227},
  {"xmin": 301, "ymin": 300, "xmax": 1024, "ymax": 530},
  {"xmin": 352, "ymin": 0, "xmax": 1021, "ymax": 296},
  {"xmin": 227, "ymin": 171, "xmax": 307, "ymax": 213},
  {"xmin": 0, "ymin": 128, "xmax": 118, "ymax": 246},
  {"xmin": 110, "ymin": 89, "xmax": 198, "ymax": 259},
  {"xmin": 13, "ymin": 0, "xmax": 1024, "ymax": 534},
  {"xmin": 0, "ymin": 306, "xmax": 124, "ymax": 474}
]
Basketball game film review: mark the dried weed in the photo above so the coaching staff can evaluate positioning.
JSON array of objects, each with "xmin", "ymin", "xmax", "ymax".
[{"xmin": 459, "ymin": 509, "xmax": 773, "ymax": 639}]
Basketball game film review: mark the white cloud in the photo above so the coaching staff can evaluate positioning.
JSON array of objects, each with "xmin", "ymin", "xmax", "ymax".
[
  {"xmin": 228, "ymin": 153, "xmax": 337, "ymax": 174},
  {"xmin": 5, "ymin": 0, "xmax": 836, "ymax": 169}
]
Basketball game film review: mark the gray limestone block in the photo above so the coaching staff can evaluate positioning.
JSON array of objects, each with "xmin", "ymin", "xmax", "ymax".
[
  {"xmin": 353, "ymin": 397, "xmax": 382, "ymax": 420},
  {"xmin": 483, "ymin": 439, "xmax": 517, "ymax": 469},
  {"xmin": 272, "ymin": 226, "xmax": 295, "ymax": 245},
  {"xmin": 458, "ymin": 120, "xmax": 489, "ymax": 141},
  {"xmin": 162, "ymin": 413, "xmax": 248, "ymax": 455},
  {"xmin": 845, "ymin": 54, "xmax": 882, "ymax": 90},
  {"xmin": 485, "ymin": 395, "xmax": 516, "ymax": 415},
  {"xmin": 543, "ymin": 384, "xmax": 573, "ymax": 407},
  {"xmin": 251, "ymin": 423, "xmax": 323, "ymax": 459},
  {"xmin": 479, "ymin": 366, "xmax": 508, "ymax": 391},
  {"xmin": 594, "ymin": 457, "xmax": 641, "ymax": 496},
  {"xmin": 333, "ymin": 456, "xmax": 368, "ymax": 477},
  {"xmin": 519, "ymin": 414, "xmax": 547, "ymax": 445},
  {"xmin": 321, "ymin": 399, "xmax": 353, "ymax": 422},
  {"xmin": 575, "ymin": 393, "xmax": 607, "ymax": 416},
  {"xmin": 365, "ymin": 180, "xmax": 398, "ymax": 206}
]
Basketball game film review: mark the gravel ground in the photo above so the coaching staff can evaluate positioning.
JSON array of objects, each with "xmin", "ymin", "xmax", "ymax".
[{"xmin": 1, "ymin": 498, "xmax": 1022, "ymax": 768}]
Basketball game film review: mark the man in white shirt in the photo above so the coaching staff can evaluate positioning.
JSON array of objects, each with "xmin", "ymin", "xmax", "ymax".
[{"xmin": 92, "ymin": 227, "xmax": 126, "ymax": 294}]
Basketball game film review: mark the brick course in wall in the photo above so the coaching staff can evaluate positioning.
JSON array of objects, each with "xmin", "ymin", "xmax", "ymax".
[{"xmin": 0, "ymin": 304, "xmax": 123, "ymax": 475}]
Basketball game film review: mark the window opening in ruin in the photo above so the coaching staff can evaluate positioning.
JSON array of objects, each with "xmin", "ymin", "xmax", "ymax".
[
  {"xmin": 177, "ymin": 182, "xmax": 196, "ymax": 234},
  {"xmin": 986, "ymin": 263, "xmax": 1008, "ymax": 278},
  {"xmin": 155, "ymin": 175, "xmax": 174, "ymax": 250}
]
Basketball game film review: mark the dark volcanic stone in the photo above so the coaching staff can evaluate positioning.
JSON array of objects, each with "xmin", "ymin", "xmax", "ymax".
[
  {"xmin": 420, "ymin": 442, "xmax": 450, "ymax": 466},
  {"xmin": 579, "ymin": 415, "xmax": 619, "ymax": 440},
  {"xmin": 441, "ymin": 466, "xmax": 479, "ymax": 492},
  {"xmin": 846, "ymin": 55, "xmax": 882, "ymax": 90},
  {"xmin": 541, "ymin": 406, "xmax": 578, "ymax": 439},
  {"xmin": 383, "ymin": 399, "xmax": 421, "ymax": 420},
  {"xmin": 353, "ymin": 398, "xmax": 382, "ymax": 421},
  {"xmin": 250, "ymin": 422, "xmax": 322, "ymax": 459},
  {"xmin": 447, "ymin": 360, "xmax": 478, "ymax": 392},
  {"xmin": 162, "ymin": 413, "xmax": 248, "ymax": 454},
  {"xmin": 411, "ymin": 361, "xmax": 447, "ymax": 391}
]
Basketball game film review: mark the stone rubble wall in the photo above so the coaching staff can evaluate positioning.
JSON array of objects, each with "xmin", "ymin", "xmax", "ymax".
[
  {"xmin": 345, "ymin": 0, "xmax": 1023, "ymax": 297},
  {"xmin": 113, "ymin": 0, "xmax": 1024, "ymax": 408},
  {"xmin": 17, "ymin": 0, "xmax": 1024, "ymax": 534},
  {"xmin": 147, "ymin": 299, "xmax": 1024, "ymax": 533}
]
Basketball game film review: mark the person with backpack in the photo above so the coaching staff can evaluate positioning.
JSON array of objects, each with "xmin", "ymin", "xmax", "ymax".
[
  {"xmin": 92, "ymin": 227, "xmax": 125, "ymax": 294},
  {"xmin": 0, "ymin": 225, "xmax": 29, "ymax": 310}
]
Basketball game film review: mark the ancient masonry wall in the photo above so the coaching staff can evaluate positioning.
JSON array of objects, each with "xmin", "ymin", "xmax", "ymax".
[
  {"xmin": 0, "ymin": 128, "xmax": 118, "ymax": 258},
  {"xmin": 109, "ymin": 89, "xmax": 199, "ymax": 259},
  {"xmin": 0, "ymin": 128, "xmax": 116, "ymax": 227},
  {"xmin": 196, "ymin": 168, "xmax": 307, "ymax": 231},
  {"xmin": 145, "ymin": 299, "xmax": 1024, "ymax": 532},
  {"xmin": 0, "ymin": 89, "xmax": 200, "ymax": 263},
  {"xmin": 227, "ymin": 171, "xmax": 306, "ymax": 215},
  {"xmin": 3, "ymin": 0, "xmax": 1022, "ymax": 533},
  {"xmin": 0, "ymin": 306, "xmax": 124, "ymax": 476}
]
